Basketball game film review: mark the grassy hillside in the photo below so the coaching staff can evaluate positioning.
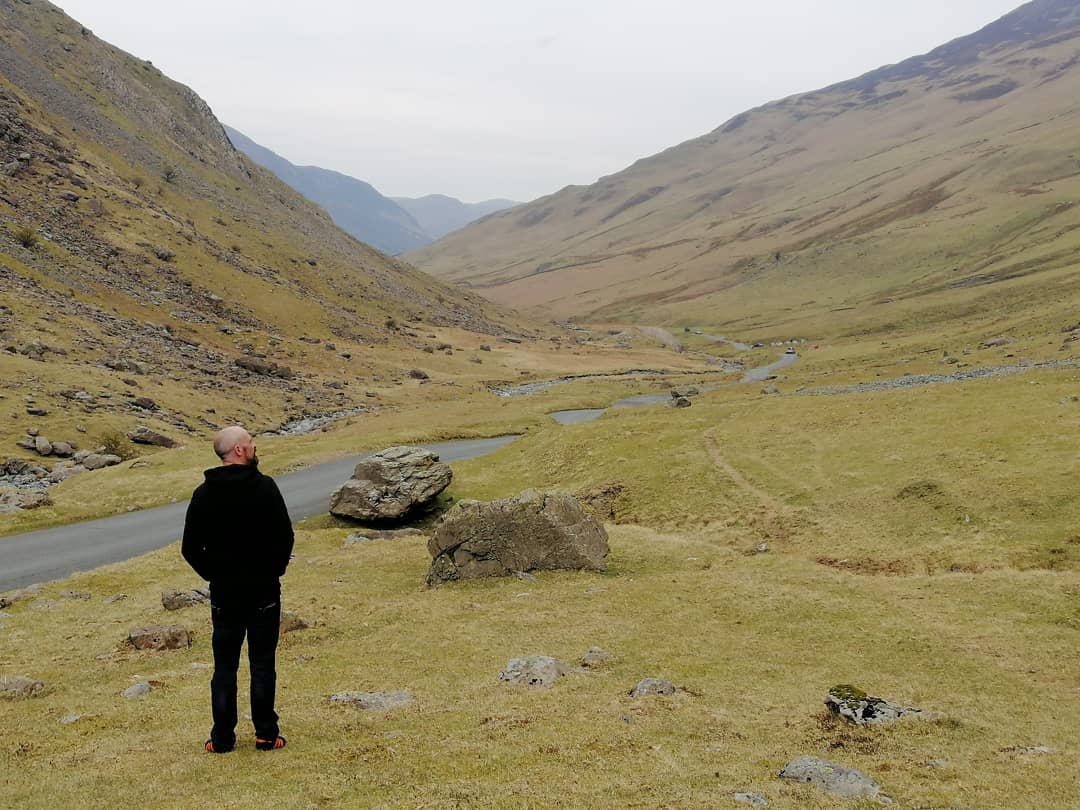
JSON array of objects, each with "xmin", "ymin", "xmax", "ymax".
[
  {"xmin": 0, "ymin": 0, "xmax": 593, "ymax": 466},
  {"xmin": 2, "ymin": 361, "xmax": 1077, "ymax": 809},
  {"xmin": 409, "ymin": 0, "xmax": 1080, "ymax": 354}
]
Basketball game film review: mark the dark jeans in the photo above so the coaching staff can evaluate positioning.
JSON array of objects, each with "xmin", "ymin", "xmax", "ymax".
[{"xmin": 209, "ymin": 598, "xmax": 281, "ymax": 746}]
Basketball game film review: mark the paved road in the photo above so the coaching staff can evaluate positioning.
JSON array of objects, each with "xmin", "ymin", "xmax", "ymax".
[{"xmin": 0, "ymin": 436, "xmax": 519, "ymax": 593}]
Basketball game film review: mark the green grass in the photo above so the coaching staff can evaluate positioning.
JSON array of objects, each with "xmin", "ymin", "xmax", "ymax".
[{"xmin": 2, "ymin": 363, "xmax": 1078, "ymax": 809}]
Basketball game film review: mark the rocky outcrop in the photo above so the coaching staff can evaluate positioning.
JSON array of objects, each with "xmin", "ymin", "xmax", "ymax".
[
  {"xmin": 426, "ymin": 490, "xmax": 608, "ymax": 585},
  {"xmin": 329, "ymin": 446, "xmax": 452, "ymax": 521}
]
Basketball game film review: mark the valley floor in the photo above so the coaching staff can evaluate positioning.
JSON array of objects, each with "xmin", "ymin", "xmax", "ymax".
[{"xmin": 2, "ymin": 349, "xmax": 1079, "ymax": 809}]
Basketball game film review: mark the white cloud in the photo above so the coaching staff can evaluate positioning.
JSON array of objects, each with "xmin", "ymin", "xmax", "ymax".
[{"xmin": 59, "ymin": 0, "xmax": 1024, "ymax": 201}]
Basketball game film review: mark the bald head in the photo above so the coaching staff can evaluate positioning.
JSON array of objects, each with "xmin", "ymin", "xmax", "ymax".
[{"xmin": 213, "ymin": 426, "xmax": 255, "ymax": 464}]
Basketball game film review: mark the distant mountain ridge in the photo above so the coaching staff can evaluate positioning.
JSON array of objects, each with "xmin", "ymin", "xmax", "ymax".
[
  {"xmin": 408, "ymin": 0, "xmax": 1080, "ymax": 345},
  {"xmin": 223, "ymin": 125, "xmax": 430, "ymax": 255},
  {"xmin": 392, "ymin": 194, "xmax": 520, "ymax": 241}
]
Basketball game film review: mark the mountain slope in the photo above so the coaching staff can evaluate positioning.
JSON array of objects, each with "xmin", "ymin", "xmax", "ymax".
[
  {"xmin": 0, "ymin": 0, "xmax": 531, "ymax": 448},
  {"xmin": 392, "ymin": 194, "xmax": 520, "ymax": 241},
  {"xmin": 409, "ymin": 0, "xmax": 1080, "ymax": 345},
  {"xmin": 224, "ymin": 125, "xmax": 431, "ymax": 255}
]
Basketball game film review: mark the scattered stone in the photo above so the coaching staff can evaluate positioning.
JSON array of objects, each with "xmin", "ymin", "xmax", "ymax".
[
  {"xmin": 580, "ymin": 647, "xmax": 615, "ymax": 669},
  {"xmin": 60, "ymin": 713, "xmax": 82, "ymax": 724},
  {"xmin": 130, "ymin": 397, "xmax": 159, "ymax": 411},
  {"xmin": 981, "ymin": 335, "xmax": 1017, "ymax": 349},
  {"xmin": 732, "ymin": 794, "xmax": 769, "ymax": 807},
  {"xmin": 760, "ymin": 384, "xmax": 780, "ymax": 395},
  {"xmin": 151, "ymin": 246, "xmax": 174, "ymax": 262},
  {"xmin": 343, "ymin": 532, "xmax": 371, "ymax": 546},
  {"xmin": 0, "ymin": 675, "xmax": 45, "ymax": 699},
  {"xmin": 514, "ymin": 571, "xmax": 538, "ymax": 583},
  {"xmin": 0, "ymin": 584, "xmax": 41, "ymax": 609},
  {"xmin": 50, "ymin": 441, "xmax": 74, "ymax": 457},
  {"xmin": 1000, "ymin": 745, "xmax": 1057, "ymax": 755},
  {"xmin": 329, "ymin": 690, "xmax": 414, "ymax": 711},
  {"xmin": 329, "ymin": 446, "xmax": 452, "ymax": 521},
  {"xmin": 670, "ymin": 386, "xmax": 699, "ymax": 398},
  {"xmin": 60, "ymin": 590, "xmax": 91, "ymax": 600},
  {"xmin": 280, "ymin": 610, "xmax": 314, "ymax": 634},
  {"xmin": 122, "ymin": 681, "xmax": 152, "ymax": 699},
  {"xmin": 408, "ymin": 369, "xmax": 430, "ymax": 380},
  {"xmin": 160, "ymin": 588, "xmax": 209, "ymax": 610},
  {"xmin": 127, "ymin": 425, "xmax": 177, "ymax": 447},
  {"xmin": 670, "ymin": 396, "xmax": 692, "ymax": 408},
  {"xmin": 34, "ymin": 435, "xmax": 53, "ymax": 455},
  {"xmin": 236, "ymin": 356, "xmax": 294, "ymax": 379},
  {"xmin": 129, "ymin": 460, "xmax": 150, "ymax": 469},
  {"xmin": 81, "ymin": 453, "xmax": 122, "ymax": 470},
  {"xmin": 427, "ymin": 490, "xmax": 608, "ymax": 585},
  {"xmin": 778, "ymin": 756, "xmax": 884, "ymax": 801},
  {"xmin": 926, "ymin": 759, "xmax": 949, "ymax": 769},
  {"xmin": 58, "ymin": 189, "xmax": 80, "ymax": 202},
  {"xmin": 104, "ymin": 594, "xmax": 128, "ymax": 603},
  {"xmin": 128, "ymin": 624, "xmax": 192, "ymax": 650},
  {"xmin": 499, "ymin": 656, "xmax": 568, "ymax": 688},
  {"xmin": 630, "ymin": 678, "xmax": 676, "ymax": 697},
  {"xmin": 825, "ymin": 684, "xmax": 926, "ymax": 725}
]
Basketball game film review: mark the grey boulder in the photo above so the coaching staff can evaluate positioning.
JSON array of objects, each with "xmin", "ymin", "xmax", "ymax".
[
  {"xmin": 499, "ymin": 656, "xmax": 568, "ymax": 688},
  {"xmin": 630, "ymin": 678, "xmax": 676, "ymax": 697},
  {"xmin": 426, "ymin": 490, "xmax": 608, "ymax": 585},
  {"xmin": 0, "ymin": 675, "xmax": 45, "ymax": 699},
  {"xmin": 329, "ymin": 446, "xmax": 452, "ymax": 521},
  {"xmin": 778, "ymin": 756, "xmax": 885, "ymax": 801}
]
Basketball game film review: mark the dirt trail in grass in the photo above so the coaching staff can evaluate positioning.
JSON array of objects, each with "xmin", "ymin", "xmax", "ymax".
[{"xmin": 702, "ymin": 428, "xmax": 789, "ymax": 515}]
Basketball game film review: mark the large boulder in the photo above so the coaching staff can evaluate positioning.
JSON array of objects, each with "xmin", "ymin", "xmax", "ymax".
[
  {"xmin": 329, "ymin": 446, "xmax": 452, "ymax": 521},
  {"xmin": 426, "ymin": 490, "xmax": 608, "ymax": 585}
]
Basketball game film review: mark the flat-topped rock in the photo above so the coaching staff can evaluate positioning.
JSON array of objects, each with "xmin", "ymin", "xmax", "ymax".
[
  {"xmin": 779, "ymin": 756, "xmax": 885, "ymax": 801},
  {"xmin": 499, "ymin": 656, "xmax": 568, "ymax": 688}
]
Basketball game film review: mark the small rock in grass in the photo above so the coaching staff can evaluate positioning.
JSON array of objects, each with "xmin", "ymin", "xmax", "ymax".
[
  {"xmin": 499, "ymin": 656, "xmax": 568, "ymax": 688},
  {"xmin": 0, "ymin": 675, "xmax": 45, "ymax": 699},
  {"xmin": 60, "ymin": 713, "xmax": 82, "ymax": 724},
  {"xmin": 329, "ymin": 690, "xmax": 413, "ymax": 711},
  {"xmin": 732, "ymin": 793, "xmax": 768, "ymax": 807},
  {"xmin": 580, "ymin": 647, "xmax": 615, "ymax": 669},
  {"xmin": 128, "ymin": 625, "xmax": 191, "ymax": 650},
  {"xmin": 279, "ymin": 610, "xmax": 313, "ymax": 634},
  {"xmin": 123, "ymin": 681, "xmax": 152, "ymax": 699},
  {"xmin": 630, "ymin": 678, "xmax": 676, "ymax": 697},
  {"xmin": 778, "ymin": 756, "xmax": 885, "ymax": 801}
]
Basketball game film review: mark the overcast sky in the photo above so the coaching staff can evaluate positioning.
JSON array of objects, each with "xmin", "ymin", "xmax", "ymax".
[{"xmin": 58, "ymin": 0, "xmax": 1024, "ymax": 203}]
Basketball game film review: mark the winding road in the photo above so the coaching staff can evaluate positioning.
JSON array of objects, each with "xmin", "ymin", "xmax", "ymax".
[{"xmin": 0, "ymin": 436, "xmax": 518, "ymax": 593}]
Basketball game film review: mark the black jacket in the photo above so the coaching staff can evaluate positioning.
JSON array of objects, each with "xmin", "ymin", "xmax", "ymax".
[{"xmin": 181, "ymin": 463, "xmax": 294, "ymax": 607}]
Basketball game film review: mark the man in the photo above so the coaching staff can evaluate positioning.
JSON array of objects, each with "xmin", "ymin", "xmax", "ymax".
[{"xmin": 182, "ymin": 425, "xmax": 294, "ymax": 753}]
